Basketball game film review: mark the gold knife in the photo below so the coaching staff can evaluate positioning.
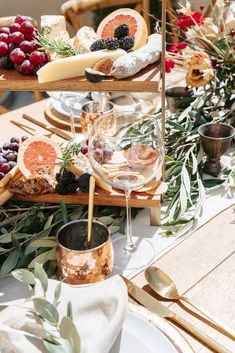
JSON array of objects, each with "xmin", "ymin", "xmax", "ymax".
[
  {"xmin": 22, "ymin": 114, "xmax": 71, "ymax": 141},
  {"xmin": 122, "ymin": 276, "xmax": 232, "ymax": 353}
]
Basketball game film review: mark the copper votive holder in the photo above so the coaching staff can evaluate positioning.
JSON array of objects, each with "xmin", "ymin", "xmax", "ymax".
[
  {"xmin": 198, "ymin": 123, "xmax": 235, "ymax": 177},
  {"xmin": 56, "ymin": 220, "xmax": 113, "ymax": 284}
]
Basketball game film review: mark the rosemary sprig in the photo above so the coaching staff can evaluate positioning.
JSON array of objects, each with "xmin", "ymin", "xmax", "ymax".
[
  {"xmin": 58, "ymin": 142, "xmax": 82, "ymax": 172},
  {"xmin": 34, "ymin": 33, "xmax": 84, "ymax": 58}
]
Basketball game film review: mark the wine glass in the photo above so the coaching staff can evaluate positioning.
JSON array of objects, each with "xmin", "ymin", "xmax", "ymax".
[
  {"xmin": 88, "ymin": 112, "xmax": 164, "ymax": 271},
  {"xmin": 47, "ymin": 91, "xmax": 88, "ymax": 142}
]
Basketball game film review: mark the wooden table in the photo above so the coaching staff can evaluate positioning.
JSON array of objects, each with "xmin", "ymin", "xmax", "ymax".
[
  {"xmin": 132, "ymin": 206, "xmax": 235, "ymax": 352},
  {"xmin": 1, "ymin": 97, "xmax": 234, "ymax": 352}
]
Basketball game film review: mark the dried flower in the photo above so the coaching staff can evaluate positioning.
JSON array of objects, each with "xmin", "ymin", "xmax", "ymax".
[
  {"xmin": 168, "ymin": 42, "xmax": 187, "ymax": 53},
  {"xmin": 185, "ymin": 52, "xmax": 214, "ymax": 87},
  {"xmin": 186, "ymin": 17, "xmax": 219, "ymax": 43},
  {"xmin": 177, "ymin": 11, "xmax": 204, "ymax": 30},
  {"xmin": 165, "ymin": 59, "xmax": 175, "ymax": 73},
  {"xmin": 216, "ymin": 0, "xmax": 225, "ymax": 10}
]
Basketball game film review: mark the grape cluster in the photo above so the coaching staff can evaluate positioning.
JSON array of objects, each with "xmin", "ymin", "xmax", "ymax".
[
  {"xmin": 90, "ymin": 24, "xmax": 134, "ymax": 52},
  {"xmin": 0, "ymin": 135, "xmax": 28, "ymax": 180},
  {"xmin": 81, "ymin": 139, "xmax": 113, "ymax": 164},
  {"xmin": 0, "ymin": 15, "xmax": 48, "ymax": 75}
]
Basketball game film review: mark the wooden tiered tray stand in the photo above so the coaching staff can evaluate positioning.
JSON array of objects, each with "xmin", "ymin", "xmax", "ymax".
[{"xmin": 0, "ymin": 57, "xmax": 165, "ymax": 226}]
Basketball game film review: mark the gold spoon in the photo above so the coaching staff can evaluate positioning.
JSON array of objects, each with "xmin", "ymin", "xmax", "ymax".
[
  {"xmin": 87, "ymin": 176, "xmax": 96, "ymax": 248},
  {"xmin": 145, "ymin": 266, "xmax": 235, "ymax": 340}
]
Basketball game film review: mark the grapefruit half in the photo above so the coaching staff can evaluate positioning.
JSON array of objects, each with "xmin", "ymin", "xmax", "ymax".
[
  {"xmin": 18, "ymin": 136, "xmax": 62, "ymax": 178},
  {"xmin": 97, "ymin": 8, "xmax": 148, "ymax": 50}
]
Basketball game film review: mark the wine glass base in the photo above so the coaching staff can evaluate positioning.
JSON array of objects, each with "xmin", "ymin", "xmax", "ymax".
[{"xmin": 112, "ymin": 236, "xmax": 155, "ymax": 272}]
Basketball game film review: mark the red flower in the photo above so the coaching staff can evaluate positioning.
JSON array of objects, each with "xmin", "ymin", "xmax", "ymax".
[
  {"xmin": 177, "ymin": 11, "xmax": 204, "ymax": 30},
  {"xmin": 168, "ymin": 42, "xmax": 187, "ymax": 53},
  {"xmin": 165, "ymin": 59, "xmax": 175, "ymax": 73}
]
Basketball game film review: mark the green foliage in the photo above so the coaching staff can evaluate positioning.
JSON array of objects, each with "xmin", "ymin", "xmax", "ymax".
[{"xmin": 0, "ymin": 202, "xmax": 140, "ymax": 275}]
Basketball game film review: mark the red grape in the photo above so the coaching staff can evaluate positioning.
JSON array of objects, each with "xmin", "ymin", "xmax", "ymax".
[
  {"xmin": 24, "ymin": 30, "xmax": 37, "ymax": 41},
  {"xmin": 0, "ymin": 27, "xmax": 10, "ymax": 35},
  {"xmin": 19, "ymin": 40, "xmax": 34, "ymax": 54},
  {"xmin": 2, "ymin": 142, "xmax": 10, "ymax": 150},
  {"xmin": 81, "ymin": 146, "xmax": 88, "ymax": 155},
  {"xmin": 0, "ymin": 157, "xmax": 7, "ymax": 165},
  {"xmin": 94, "ymin": 148, "xmax": 103, "ymax": 162},
  {"xmin": 8, "ymin": 161, "xmax": 17, "ymax": 169},
  {"xmin": 20, "ymin": 21, "xmax": 34, "ymax": 35},
  {"xmin": 29, "ymin": 50, "xmax": 45, "ymax": 65},
  {"xmin": 0, "ymin": 42, "xmax": 8, "ymax": 57},
  {"xmin": 31, "ymin": 42, "xmax": 40, "ymax": 51},
  {"xmin": 15, "ymin": 15, "xmax": 30, "ymax": 25},
  {"xmin": 6, "ymin": 152, "xmax": 17, "ymax": 162},
  {"xmin": 0, "ymin": 33, "xmax": 10, "ymax": 44},
  {"xmin": 10, "ymin": 31, "xmax": 24, "ymax": 45},
  {"xmin": 18, "ymin": 59, "xmax": 34, "ymax": 75},
  {"xmin": 10, "ymin": 48, "xmax": 26, "ymax": 64},
  {"xmin": 10, "ymin": 137, "xmax": 19, "ymax": 143},
  {"xmin": 8, "ymin": 42, "xmax": 17, "ymax": 53},
  {"xmin": 103, "ymin": 147, "xmax": 113, "ymax": 161},
  {"xmin": 10, "ymin": 23, "xmax": 21, "ymax": 33},
  {"xmin": 21, "ymin": 136, "xmax": 28, "ymax": 142},
  {"xmin": 0, "ymin": 55, "xmax": 13, "ymax": 69},
  {"xmin": 0, "ymin": 163, "xmax": 10, "ymax": 173},
  {"xmin": 9, "ymin": 142, "xmax": 19, "ymax": 151},
  {"xmin": 0, "ymin": 172, "xmax": 4, "ymax": 180}
]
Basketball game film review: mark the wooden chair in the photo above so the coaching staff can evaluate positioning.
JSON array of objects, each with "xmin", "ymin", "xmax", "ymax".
[{"xmin": 61, "ymin": 0, "xmax": 151, "ymax": 34}]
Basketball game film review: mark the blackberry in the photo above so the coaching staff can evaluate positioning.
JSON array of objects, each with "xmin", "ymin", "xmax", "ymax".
[
  {"xmin": 118, "ymin": 36, "xmax": 134, "ymax": 51},
  {"xmin": 55, "ymin": 183, "xmax": 69, "ymax": 195},
  {"xmin": 105, "ymin": 38, "xmax": 119, "ymax": 50},
  {"xmin": 114, "ymin": 24, "xmax": 129, "ymax": 39},
  {"xmin": 90, "ymin": 39, "xmax": 106, "ymax": 52},
  {"xmin": 55, "ymin": 170, "xmax": 80, "ymax": 195},
  {"xmin": 78, "ymin": 173, "xmax": 91, "ymax": 192}
]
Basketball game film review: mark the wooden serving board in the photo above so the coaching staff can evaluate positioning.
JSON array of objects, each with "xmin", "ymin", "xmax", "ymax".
[
  {"xmin": 0, "ymin": 63, "xmax": 161, "ymax": 92},
  {"xmin": 14, "ymin": 181, "xmax": 167, "ymax": 226}
]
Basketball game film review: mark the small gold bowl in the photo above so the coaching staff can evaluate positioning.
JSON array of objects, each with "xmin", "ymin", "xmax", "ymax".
[{"xmin": 56, "ymin": 220, "xmax": 113, "ymax": 284}]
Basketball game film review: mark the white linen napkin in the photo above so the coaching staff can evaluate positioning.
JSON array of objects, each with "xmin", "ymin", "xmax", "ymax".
[{"xmin": 0, "ymin": 275, "xmax": 128, "ymax": 353}]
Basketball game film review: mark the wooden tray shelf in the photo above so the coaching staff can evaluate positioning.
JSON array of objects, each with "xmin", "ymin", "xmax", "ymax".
[
  {"xmin": 14, "ymin": 181, "xmax": 167, "ymax": 226},
  {"xmin": 0, "ymin": 63, "xmax": 160, "ymax": 92}
]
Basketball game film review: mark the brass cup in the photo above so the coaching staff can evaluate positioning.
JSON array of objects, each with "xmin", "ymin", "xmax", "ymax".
[
  {"xmin": 80, "ymin": 101, "xmax": 114, "ymax": 134},
  {"xmin": 165, "ymin": 87, "xmax": 192, "ymax": 113},
  {"xmin": 56, "ymin": 220, "xmax": 114, "ymax": 284},
  {"xmin": 198, "ymin": 123, "xmax": 235, "ymax": 177}
]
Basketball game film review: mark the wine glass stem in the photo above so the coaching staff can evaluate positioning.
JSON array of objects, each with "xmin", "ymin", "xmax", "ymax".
[
  {"xmin": 124, "ymin": 189, "xmax": 136, "ymax": 253},
  {"xmin": 69, "ymin": 100, "xmax": 76, "ymax": 140}
]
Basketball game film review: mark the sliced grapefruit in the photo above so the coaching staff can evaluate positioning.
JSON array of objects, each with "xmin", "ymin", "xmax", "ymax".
[
  {"xmin": 97, "ymin": 8, "xmax": 148, "ymax": 50},
  {"xmin": 18, "ymin": 136, "xmax": 62, "ymax": 178}
]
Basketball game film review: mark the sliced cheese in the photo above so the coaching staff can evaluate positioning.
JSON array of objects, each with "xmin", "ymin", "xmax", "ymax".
[
  {"xmin": 37, "ymin": 49, "xmax": 126, "ymax": 83},
  {"xmin": 41, "ymin": 15, "xmax": 66, "ymax": 36},
  {"xmin": 74, "ymin": 26, "xmax": 98, "ymax": 52}
]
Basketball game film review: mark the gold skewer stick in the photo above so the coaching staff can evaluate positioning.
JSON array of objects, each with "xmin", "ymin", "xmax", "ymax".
[
  {"xmin": 22, "ymin": 114, "xmax": 71, "ymax": 141},
  {"xmin": 11, "ymin": 120, "xmax": 36, "ymax": 136},
  {"xmin": 87, "ymin": 176, "xmax": 96, "ymax": 247}
]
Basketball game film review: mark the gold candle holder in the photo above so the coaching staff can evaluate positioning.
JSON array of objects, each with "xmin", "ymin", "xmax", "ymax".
[
  {"xmin": 80, "ymin": 101, "xmax": 114, "ymax": 134},
  {"xmin": 56, "ymin": 220, "xmax": 114, "ymax": 284}
]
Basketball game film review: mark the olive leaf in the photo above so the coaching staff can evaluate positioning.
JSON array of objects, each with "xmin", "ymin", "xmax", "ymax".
[
  {"xmin": 60, "ymin": 317, "xmax": 81, "ymax": 353},
  {"xmin": 30, "ymin": 239, "xmax": 56, "ymax": 248},
  {"xmin": 12, "ymin": 268, "xmax": 36, "ymax": 285},
  {"xmin": 28, "ymin": 248, "xmax": 56, "ymax": 268},
  {"xmin": 109, "ymin": 225, "xmax": 120, "ymax": 234},
  {"xmin": 98, "ymin": 216, "xmax": 115, "ymax": 226},
  {"xmin": 33, "ymin": 298, "xmax": 59, "ymax": 325},
  {"xmin": 1, "ymin": 247, "xmax": 20, "ymax": 274},
  {"xmin": 60, "ymin": 200, "xmax": 68, "ymax": 224},
  {"xmin": 67, "ymin": 301, "xmax": 73, "ymax": 321},
  {"xmin": 35, "ymin": 262, "xmax": 48, "ymax": 294},
  {"xmin": 44, "ymin": 339, "xmax": 73, "ymax": 353},
  {"xmin": 53, "ymin": 282, "xmax": 62, "ymax": 307}
]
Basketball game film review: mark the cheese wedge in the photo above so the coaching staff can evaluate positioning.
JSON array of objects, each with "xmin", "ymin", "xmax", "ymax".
[
  {"xmin": 74, "ymin": 26, "xmax": 98, "ymax": 52},
  {"xmin": 37, "ymin": 49, "xmax": 126, "ymax": 83}
]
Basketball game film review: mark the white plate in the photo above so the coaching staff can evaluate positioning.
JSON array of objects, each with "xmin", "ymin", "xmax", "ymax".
[
  {"xmin": 50, "ymin": 97, "xmax": 89, "ymax": 119},
  {"xmin": 110, "ymin": 303, "xmax": 194, "ymax": 353}
]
